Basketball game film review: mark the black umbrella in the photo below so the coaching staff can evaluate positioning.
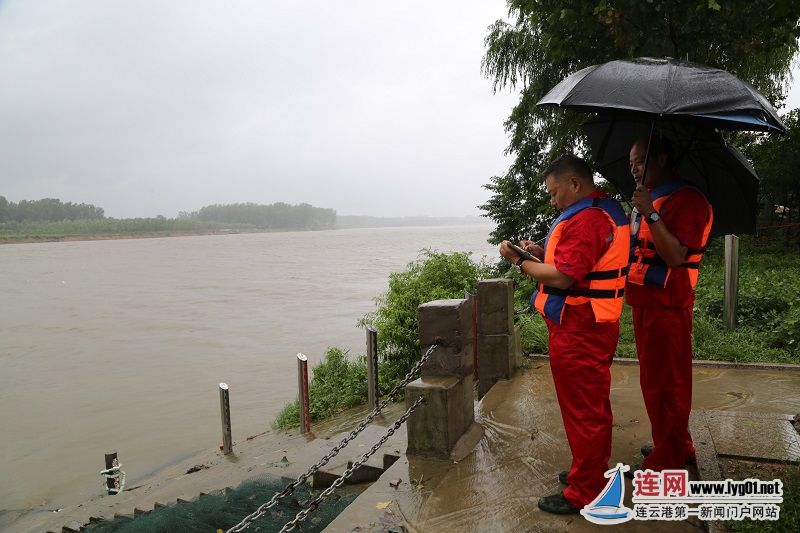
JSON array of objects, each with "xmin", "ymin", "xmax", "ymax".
[
  {"xmin": 583, "ymin": 115, "xmax": 759, "ymax": 238},
  {"xmin": 538, "ymin": 57, "xmax": 786, "ymax": 133},
  {"xmin": 536, "ymin": 57, "xmax": 786, "ymax": 236}
]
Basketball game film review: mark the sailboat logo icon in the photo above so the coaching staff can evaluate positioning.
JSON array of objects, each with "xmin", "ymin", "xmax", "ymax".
[{"xmin": 580, "ymin": 463, "xmax": 634, "ymax": 525}]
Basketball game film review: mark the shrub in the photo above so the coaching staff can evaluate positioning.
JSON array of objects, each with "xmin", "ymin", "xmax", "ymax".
[
  {"xmin": 359, "ymin": 250, "xmax": 496, "ymax": 393},
  {"xmin": 272, "ymin": 347, "xmax": 367, "ymax": 430},
  {"xmin": 504, "ymin": 265, "xmax": 549, "ymax": 354},
  {"xmin": 517, "ymin": 312, "xmax": 548, "ymax": 354}
]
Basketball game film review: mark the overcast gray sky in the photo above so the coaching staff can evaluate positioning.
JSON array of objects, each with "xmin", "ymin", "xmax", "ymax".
[{"xmin": 1, "ymin": 1, "xmax": 798, "ymax": 219}]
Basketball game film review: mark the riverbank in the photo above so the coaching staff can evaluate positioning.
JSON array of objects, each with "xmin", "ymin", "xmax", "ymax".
[
  {"xmin": 0, "ymin": 230, "xmax": 239, "ymax": 245},
  {"xmin": 3, "ymin": 400, "xmax": 410, "ymax": 532}
]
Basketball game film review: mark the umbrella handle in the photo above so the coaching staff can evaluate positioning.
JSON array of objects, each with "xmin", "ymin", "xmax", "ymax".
[
  {"xmin": 639, "ymin": 119, "xmax": 657, "ymax": 188},
  {"xmin": 630, "ymin": 207, "xmax": 641, "ymax": 238}
]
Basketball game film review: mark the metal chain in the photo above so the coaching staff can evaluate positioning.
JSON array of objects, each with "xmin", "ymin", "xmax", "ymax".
[
  {"xmin": 278, "ymin": 396, "xmax": 425, "ymax": 533},
  {"xmin": 226, "ymin": 343, "xmax": 438, "ymax": 533}
]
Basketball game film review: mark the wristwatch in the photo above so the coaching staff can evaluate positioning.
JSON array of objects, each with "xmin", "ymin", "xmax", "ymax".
[
  {"xmin": 514, "ymin": 256, "xmax": 527, "ymax": 273},
  {"xmin": 646, "ymin": 210, "xmax": 661, "ymax": 224}
]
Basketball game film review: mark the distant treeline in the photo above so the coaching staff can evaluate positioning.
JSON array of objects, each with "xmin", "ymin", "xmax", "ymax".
[
  {"xmin": 0, "ymin": 196, "xmax": 484, "ymax": 239},
  {"xmin": 336, "ymin": 215, "xmax": 486, "ymax": 229},
  {"xmin": 188, "ymin": 202, "xmax": 336, "ymax": 230},
  {"xmin": 0, "ymin": 196, "xmax": 104, "ymax": 222}
]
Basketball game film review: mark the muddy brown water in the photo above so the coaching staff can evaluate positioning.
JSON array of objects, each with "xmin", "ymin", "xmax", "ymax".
[{"xmin": 0, "ymin": 226, "xmax": 497, "ymax": 513}]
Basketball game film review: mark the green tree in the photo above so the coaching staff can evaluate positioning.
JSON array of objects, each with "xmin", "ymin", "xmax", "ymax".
[
  {"xmin": 195, "ymin": 202, "xmax": 336, "ymax": 230},
  {"xmin": 744, "ymin": 108, "xmax": 800, "ymax": 246},
  {"xmin": 2, "ymin": 197, "xmax": 105, "ymax": 222},
  {"xmin": 0, "ymin": 196, "xmax": 9, "ymax": 222},
  {"xmin": 480, "ymin": 0, "xmax": 800, "ymax": 243}
]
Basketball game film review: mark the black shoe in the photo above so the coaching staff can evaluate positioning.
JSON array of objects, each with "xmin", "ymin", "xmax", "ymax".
[
  {"xmin": 537, "ymin": 492, "xmax": 579, "ymax": 515},
  {"xmin": 624, "ymin": 464, "xmax": 643, "ymax": 479},
  {"xmin": 557, "ymin": 470, "xmax": 569, "ymax": 485}
]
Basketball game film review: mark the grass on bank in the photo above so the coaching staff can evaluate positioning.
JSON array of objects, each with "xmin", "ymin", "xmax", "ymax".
[{"xmin": 725, "ymin": 463, "xmax": 799, "ymax": 533}]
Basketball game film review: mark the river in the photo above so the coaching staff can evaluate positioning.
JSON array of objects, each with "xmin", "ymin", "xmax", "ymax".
[{"xmin": 0, "ymin": 226, "xmax": 497, "ymax": 512}]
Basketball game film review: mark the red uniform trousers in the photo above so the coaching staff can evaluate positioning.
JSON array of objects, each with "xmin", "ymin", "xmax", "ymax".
[
  {"xmin": 632, "ymin": 305, "xmax": 696, "ymax": 471},
  {"xmin": 548, "ymin": 303, "xmax": 619, "ymax": 508}
]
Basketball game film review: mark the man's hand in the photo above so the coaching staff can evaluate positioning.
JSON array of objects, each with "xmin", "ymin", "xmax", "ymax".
[
  {"xmin": 499, "ymin": 241, "xmax": 520, "ymax": 263},
  {"xmin": 631, "ymin": 183, "xmax": 655, "ymax": 215},
  {"xmin": 520, "ymin": 240, "xmax": 545, "ymax": 261}
]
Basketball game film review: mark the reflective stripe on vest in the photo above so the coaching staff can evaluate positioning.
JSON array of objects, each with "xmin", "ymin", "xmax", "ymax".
[
  {"xmin": 628, "ymin": 181, "xmax": 713, "ymax": 289},
  {"xmin": 531, "ymin": 197, "xmax": 631, "ymax": 325}
]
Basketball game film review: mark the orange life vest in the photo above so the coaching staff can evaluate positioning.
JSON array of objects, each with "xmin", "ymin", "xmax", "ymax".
[
  {"xmin": 628, "ymin": 181, "xmax": 713, "ymax": 289},
  {"xmin": 532, "ymin": 197, "xmax": 630, "ymax": 324}
]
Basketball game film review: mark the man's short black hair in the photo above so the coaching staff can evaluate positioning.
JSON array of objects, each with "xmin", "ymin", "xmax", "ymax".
[{"xmin": 542, "ymin": 153, "xmax": 593, "ymax": 183}]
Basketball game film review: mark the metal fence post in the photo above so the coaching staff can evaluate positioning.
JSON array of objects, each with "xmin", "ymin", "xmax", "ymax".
[
  {"xmin": 297, "ymin": 353, "xmax": 311, "ymax": 434},
  {"xmin": 219, "ymin": 382, "xmax": 232, "ymax": 454},
  {"xmin": 366, "ymin": 327, "xmax": 379, "ymax": 410},
  {"xmin": 723, "ymin": 234, "xmax": 740, "ymax": 330}
]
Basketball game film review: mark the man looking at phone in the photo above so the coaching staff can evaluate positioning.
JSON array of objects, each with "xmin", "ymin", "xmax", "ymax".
[{"xmin": 500, "ymin": 154, "xmax": 629, "ymax": 514}]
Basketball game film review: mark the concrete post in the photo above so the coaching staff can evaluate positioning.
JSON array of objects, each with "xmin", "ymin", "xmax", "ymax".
[
  {"xmin": 417, "ymin": 299, "xmax": 474, "ymax": 377},
  {"xmin": 405, "ymin": 375, "xmax": 474, "ymax": 458},
  {"xmin": 724, "ymin": 235, "xmax": 740, "ymax": 330},
  {"xmin": 476, "ymin": 279, "xmax": 520, "ymax": 398},
  {"xmin": 406, "ymin": 298, "xmax": 475, "ymax": 459}
]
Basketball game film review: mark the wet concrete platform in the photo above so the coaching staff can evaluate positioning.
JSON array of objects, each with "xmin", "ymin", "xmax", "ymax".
[{"xmin": 325, "ymin": 359, "xmax": 800, "ymax": 532}]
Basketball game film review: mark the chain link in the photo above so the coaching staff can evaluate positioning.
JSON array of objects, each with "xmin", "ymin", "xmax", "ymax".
[
  {"xmin": 226, "ymin": 342, "xmax": 438, "ymax": 533},
  {"xmin": 278, "ymin": 396, "xmax": 425, "ymax": 532}
]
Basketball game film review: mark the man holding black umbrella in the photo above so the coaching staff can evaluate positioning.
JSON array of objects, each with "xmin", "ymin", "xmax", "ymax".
[{"xmin": 627, "ymin": 137, "xmax": 713, "ymax": 473}]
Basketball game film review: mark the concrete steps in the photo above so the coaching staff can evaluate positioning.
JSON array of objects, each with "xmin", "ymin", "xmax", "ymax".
[{"xmin": 310, "ymin": 453, "xmax": 401, "ymax": 488}]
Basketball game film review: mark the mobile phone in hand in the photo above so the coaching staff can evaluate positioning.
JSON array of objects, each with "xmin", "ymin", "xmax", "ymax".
[{"xmin": 507, "ymin": 242, "xmax": 542, "ymax": 263}]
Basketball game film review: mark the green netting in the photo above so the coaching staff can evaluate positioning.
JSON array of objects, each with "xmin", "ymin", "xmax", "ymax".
[{"xmin": 86, "ymin": 475, "xmax": 359, "ymax": 533}]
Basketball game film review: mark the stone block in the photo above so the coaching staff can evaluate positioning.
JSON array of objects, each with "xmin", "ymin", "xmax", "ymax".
[
  {"xmin": 418, "ymin": 299, "xmax": 474, "ymax": 377},
  {"xmin": 406, "ymin": 375, "xmax": 474, "ymax": 459},
  {"xmin": 476, "ymin": 326, "xmax": 521, "ymax": 398},
  {"xmin": 419, "ymin": 344, "xmax": 473, "ymax": 377},
  {"xmin": 419, "ymin": 299, "xmax": 473, "ymax": 350},
  {"xmin": 477, "ymin": 279, "xmax": 514, "ymax": 335}
]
